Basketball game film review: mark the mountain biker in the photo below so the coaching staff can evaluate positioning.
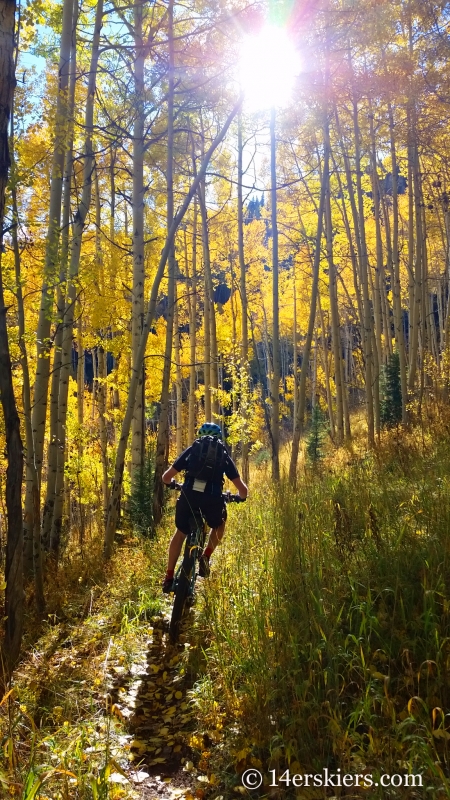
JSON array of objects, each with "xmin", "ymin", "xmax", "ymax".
[{"xmin": 161, "ymin": 422, "xmax": 248, "ymax": 593}]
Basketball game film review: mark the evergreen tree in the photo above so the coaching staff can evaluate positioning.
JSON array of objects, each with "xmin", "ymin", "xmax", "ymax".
[
  {"xmin": 380, "ymin": 352, "xmax": 402, "ymax": 428},
  {"xmin": 128, "ymin": 444, "xmax": 156, "ymax": 538},
  {"xmin": 306, "ymin": 404, "xmax": 326, "ymax": 465}
]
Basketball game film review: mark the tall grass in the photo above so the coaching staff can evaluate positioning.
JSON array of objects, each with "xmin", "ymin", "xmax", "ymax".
[{"xmin": 194, "ymin": 425, "xmax": 450, "ymax": 794}]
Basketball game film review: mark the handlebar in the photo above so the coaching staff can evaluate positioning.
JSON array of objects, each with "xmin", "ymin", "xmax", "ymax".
[{"xmin": 167, "ymin": 480, "xmax": 246, "ymax": 503}]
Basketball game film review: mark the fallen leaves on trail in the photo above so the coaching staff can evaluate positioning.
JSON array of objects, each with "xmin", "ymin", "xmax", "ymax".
[{"xmin": 107, "ymin": 615, "xmax": 196, "ymax": 774}]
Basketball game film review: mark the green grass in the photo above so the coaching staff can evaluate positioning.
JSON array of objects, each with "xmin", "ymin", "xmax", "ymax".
[{"xmin": 192, "ymin": 423, "xmax": 450, "ymax": 797}]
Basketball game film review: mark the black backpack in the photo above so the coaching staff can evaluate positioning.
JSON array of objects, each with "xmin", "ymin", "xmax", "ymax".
[{"xmin": 186, "ymin": 436, "xmax": 227, "ymax": 484}]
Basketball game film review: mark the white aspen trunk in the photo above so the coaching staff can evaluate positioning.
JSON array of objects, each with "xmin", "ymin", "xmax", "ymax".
[
  {"xmin": 131, "ymin": 0, "xmax": 145, "ymax": 477},
  {"xmin": 23, "ymin": 0, "xmax": 75, "ymax": 571},
  {"xmin": 50, "ymin": 0, "xmax": 103, "ymax": 553},
  {"xmin": 198, "ymin": 180, "xmax": 219, "ymax": 419},
  {"xmin": 352, "ymin": 97, "xmax": 375, "ymax": 446},
  {"xmin": 41, "ymin": 10, "xmax": 77, "ymax": 553},
  {"xmin": 387, "ymin": 103, "xmax": 408, "ymax": 421},
  {"xmin": 153, "ymin": 0, "xmax": 175, "ymax": 525},
  {"xmin": 324, "ymin": 147, "xmax": 344, "ymax": 446},
  {"xmin": 289, "ymin": 137, "xmax": 328, "ymax": 479},
  {"xmin": 237, "ymin": 112, "xmax": 249, "ymax": 482},
  {"xmin": 174, "ymin": 281, "xmax": 183, "ymax": 455},
  {"xmin": 270, "ymin": 107, "xmax": 280, "ymax": 480},
  {"xmin": 10, "ymin": 116, "xmax": 44, "ymax": 612},
  {"xmin": 318, "ymin": 297, "xmax": 335, "ymax": 439},
  {"xmin": 186, "ymin": 208, "xmax": 197, "ymax": 442}
]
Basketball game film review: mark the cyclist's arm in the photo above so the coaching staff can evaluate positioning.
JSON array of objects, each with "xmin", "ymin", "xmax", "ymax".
[
  {"xmin": 162, "ymin": 466, "xmax": 179, "ymax": 484},
  {"xmin": 162, "ymin": 445, "xmax": 192, "ymax": 484},
  {"xmin": 231, "ymin": 477, "xmax": 248, "ymax": 499}
]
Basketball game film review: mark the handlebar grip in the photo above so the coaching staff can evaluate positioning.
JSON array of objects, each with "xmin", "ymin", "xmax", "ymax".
[{"xmin": 224, "ymin": 493, "xmax": 246, "ymax": 503}]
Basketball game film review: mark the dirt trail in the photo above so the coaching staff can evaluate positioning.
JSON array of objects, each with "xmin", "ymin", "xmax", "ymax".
[{"xmin": 108, "ymin": 608, "xmax": 210, "ymax": 800}]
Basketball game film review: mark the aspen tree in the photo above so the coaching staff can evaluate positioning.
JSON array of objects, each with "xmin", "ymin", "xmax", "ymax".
[
  {"xmin": 324, "ymin": 119, "xmax": 344, "ymax": 445},
  {"xmin": 174, "ymin": 281, "xmax": 183, "ymax": 455},
  {"xmin": 185, "ymin": 206, "xmax": 197, "ymax": 442},
  {"xmin": 387, "ymin": 102, "xmax": 408, "ymax": 422},
  {"xmin": 153, "ymin": 0, "xmax": 176, "ymax": 527},
  {"xmin": 41, "ymin": 6, "xmax": 78, "ymax": 552},
  {"xmin": 237, "ymin": 112, "xmax": 249, "ymax": 482},
  {"xmin": 130, "ymin": 0, "xmax": 146, "ymax": 477},
  {"xmin": 270, "ymin": 107, "xmax": 280, "ymax": 480},
  {"xmin": 50, "ymin": 0, "xmax": 104, "ymax": 553},
  {"xmin": 23, "ymin": 0, "xmax": 75, "ymax": 563},
  {"xmin": 0, "ymin": 0, "xmax": 24, "ymax": 668},
  {"xmin": 198, "ymin": 178, "xmax": 219, "ymax": 419},
  {"xmin": 289, "ymin": 133, "xmax": 328, "ymax": 479}
]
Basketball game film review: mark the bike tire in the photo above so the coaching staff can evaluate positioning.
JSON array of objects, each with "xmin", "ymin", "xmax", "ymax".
[
  {"xmin": 169, "ymin": 512, "xmax": 205, "ymax": 643},
  {"xmin": 169, "ymin": 569, "xmax": 191, "ymax": 643}
]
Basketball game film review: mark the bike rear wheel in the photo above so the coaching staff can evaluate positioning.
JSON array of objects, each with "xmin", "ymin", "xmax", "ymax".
[{"xmin": 169, "ymin": 513, "xmax": 204, "ymax": 643}]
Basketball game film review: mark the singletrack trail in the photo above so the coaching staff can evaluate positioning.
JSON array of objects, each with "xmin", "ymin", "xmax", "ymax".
[{"xmin": 108, "ymin": 604, "xmax": 212, "ymax": 800}]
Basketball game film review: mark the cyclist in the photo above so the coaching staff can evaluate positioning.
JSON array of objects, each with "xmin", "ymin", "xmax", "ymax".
[{"xmin": 161, "ymin": 422, "xmax": 248, "ymax": 593}]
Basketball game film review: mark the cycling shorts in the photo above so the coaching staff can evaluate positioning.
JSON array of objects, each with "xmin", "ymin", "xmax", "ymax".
[{"xmin": 175, "ymin": 489, "xmax": 227, "ymax": 536}]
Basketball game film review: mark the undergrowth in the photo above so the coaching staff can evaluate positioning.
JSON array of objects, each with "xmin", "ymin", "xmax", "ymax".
[
  {"xmin": 0, "ymin": 531, "xmax": 169, "ymax": 799},
  {"xmin": 191, "ymin": 419, "xmax": 450, "ymax": 798}
]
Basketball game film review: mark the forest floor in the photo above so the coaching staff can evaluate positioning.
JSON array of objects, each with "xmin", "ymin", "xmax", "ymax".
[{"xmin": 3, "ymin": 415, "xmax": 450, "ymax": 799}]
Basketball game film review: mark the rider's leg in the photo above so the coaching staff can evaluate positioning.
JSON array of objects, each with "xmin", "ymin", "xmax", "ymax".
[
  {"xmin": 167, "ymin": 528, "xmax": 186, "ymax": 572},
  {"xmin": 203, "ymin": 520, "xmax": 226, "ymax": 556},
  {"xmin": 163, "ymin": 529, "xmax": 186, "ymax": 590},
  {"xmin": 199, "ymin": 522, "xmax": 225, "ymax": 578}
]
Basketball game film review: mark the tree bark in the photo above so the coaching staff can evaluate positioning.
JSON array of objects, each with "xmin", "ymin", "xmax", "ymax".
[
  {"xmin": 23, "ymin": 0, "xmax": 75, "ymax": 569},
  {"xmin": 131, "ymin": 0, "xmax": 146, "ymax": 477},
  {"xmin": 270, "ymin": 107, "xmax": 280, "ymax": 480},
  {"xmin": 50, "ymin": 0, "xmax": 103, "ymax": 553},
  {"xmin": 0, "ymin": 0, "xmax": 24, "ymax": 670},
  {"xmin": 289, "ymin": 133, "xmax": 328, "ymax": 480},
  {"xmin": 237, "ymin": 112, "xmax": 249, "ymax": 483},
  {"xmin": 153, "ymin": 0, "xmax": 175, "ymax": 527}
]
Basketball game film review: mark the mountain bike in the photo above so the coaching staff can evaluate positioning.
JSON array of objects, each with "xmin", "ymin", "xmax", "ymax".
[{"xmin": 167, "ymin": 481, "xmax": 245, "ymax": 643}]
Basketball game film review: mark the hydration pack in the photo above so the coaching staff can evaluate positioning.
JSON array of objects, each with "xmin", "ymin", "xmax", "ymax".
[{"xmin": 187, "ymin": 436, "xmax": 227, "ymax": 485}]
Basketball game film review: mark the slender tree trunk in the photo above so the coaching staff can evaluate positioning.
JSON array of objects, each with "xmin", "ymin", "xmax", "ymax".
[
  {"xmin": 41, "ymin": 14, "xmax": 77, "ymax": 551},
  {"xmin": 237, "ymin": 112, "xmax": 249, "ymax": 482},
  {"xmin": 387, "ymin": 102, "xmax": 408, "ymax": 421},
  {"xmin": 174, "ymin": 281, "xmax": 183, "ymax": 455},
  {"xmin": 293, "ymin": 265, "xmax": 298, "ymax": 432},
  {"xmin": 289, "ymin": 135, "xmax": 327, "ymax": 479},
  {"xmin": 50, "ymin": 0, "xmax": 103, "ymax": 553},
  {"xmin": 185, "ymin": 208, "xmax": 197, "ymax": 442},
  {"xmin": 318, "ymin": 297, "xmax": 335, "ymax": 439},
  {"xmin": 198, "ymin": 180, "xmax": 219, "ymax": 419},
  {"xmin": 0, "ymin": 0, "xmax": 24, "ymax": 668},
  {"xmin": 97, "ymin": 346, "xmax": 109, "ymax": 518},
  {"xmin": 153, "ymin": 0, "xmax": 175, "ymax": 526},
  {"xmin": 324, "ymin": 134, "xmax": 344, "ymax": 445},
  {"xmin": 270, "ymin": 108, "xmax": 280, "ymax": 480},
  {"xmin": 23, "ymin": 0, "xmax": 75, "ymax": 560},
  {"xmin": 131, "ymin": 0, "xmax": 145, "ymax": 477},
  {"xmin": 352, "ymin": 97, "xmax": 375, "ymax": 446}
]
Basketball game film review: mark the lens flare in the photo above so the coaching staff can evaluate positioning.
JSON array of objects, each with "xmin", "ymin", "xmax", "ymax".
[{"xmin": 238, "ymin": 25, "xmax": 300, "ymax": 110}]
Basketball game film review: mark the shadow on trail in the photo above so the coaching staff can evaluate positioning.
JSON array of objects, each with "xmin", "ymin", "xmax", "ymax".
[{"xmin": 108, "ymin": 605, "xmax": 208, "ymax": 796}]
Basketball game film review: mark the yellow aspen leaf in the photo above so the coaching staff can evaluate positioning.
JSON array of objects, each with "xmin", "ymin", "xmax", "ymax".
[
  {"xmin": 433, "ymin": 730, "xmax": 450, "ymax": 740},
  {"xmin": 175, "ymin": 691, "xmax": 183, "ymax": 700}
]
